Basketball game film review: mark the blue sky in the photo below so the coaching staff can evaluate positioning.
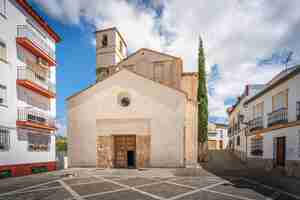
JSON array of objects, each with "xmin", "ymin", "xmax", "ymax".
[{"xmin": 29, "ymin": 0, "xmax": 300, "ymax": 135}]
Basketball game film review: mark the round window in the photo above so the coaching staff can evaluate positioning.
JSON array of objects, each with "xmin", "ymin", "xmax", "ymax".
[
  {"xmin": 120, "ymin": 97, "xmax": 130, "ymax": 107},
  {"xmin": 117, "ymin": 92, "xmax": 131, "ymax": 107}
]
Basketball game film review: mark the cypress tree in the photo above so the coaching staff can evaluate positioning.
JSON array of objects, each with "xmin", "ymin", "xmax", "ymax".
[{"xmin": 197, "ymin": 36, "xmax": 208, "ymax": 161}]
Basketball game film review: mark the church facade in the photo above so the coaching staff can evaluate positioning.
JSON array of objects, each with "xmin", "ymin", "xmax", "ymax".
[{"xmin": 67, "ymin": 27, "xmax": 199, "ymax": 168}]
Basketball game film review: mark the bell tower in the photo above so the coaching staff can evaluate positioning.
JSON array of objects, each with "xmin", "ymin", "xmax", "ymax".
[{"xmin": 95, "ymin": 27, "xmax": 127, "ymax": 82}]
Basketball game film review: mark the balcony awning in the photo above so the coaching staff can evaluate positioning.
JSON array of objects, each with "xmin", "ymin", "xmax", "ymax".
[
  {"xmin": 16, "ymin": 37, "xmax": 56, "ymax": 66},
  {"xmin": 16, "ymin": 120, "xmax": 56, "ymax": 132},
  {"xmin": 16, "ymin": 80, "xmax": 55, "ymax": 98}
]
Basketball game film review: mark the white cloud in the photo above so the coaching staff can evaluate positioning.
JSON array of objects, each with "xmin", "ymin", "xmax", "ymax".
[
  {"xmin": 55, "ymin": 117, "xmax": 67, "ymax": 136},
  {"xmin": 33, "ymin": 0, "xmax": 300, "ymax": 118}
]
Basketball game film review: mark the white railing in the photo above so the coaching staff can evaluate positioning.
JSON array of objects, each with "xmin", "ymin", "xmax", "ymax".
[
  {"xmin": 17, "ymin": 66, "xmax": 55, "ymax": 94},
  {"xmin": 17, "ymin": 25, "xmax": 55, "ymax": 60},
  {"xmin": 267, "ymin": 108, "xmax": 288, "ymax": 127},
  {"xmin": 248, "ymin": 116, "xmax": 264, "ymax": 131},
  {"xmin": 17, "ymin": 108, "xmax": 55, "ymax": 128}
]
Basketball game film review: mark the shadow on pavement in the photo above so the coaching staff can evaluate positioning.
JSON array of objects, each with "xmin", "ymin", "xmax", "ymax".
[{"xmin": 174, "ymin": 150, "xmax": 300, "ymax": 199}]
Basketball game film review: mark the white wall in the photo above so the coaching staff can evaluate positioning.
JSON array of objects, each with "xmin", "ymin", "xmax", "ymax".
[
  {"xmin": 247, "ymin": 125, "xmax": 300, "ymax": 161},
  {"xmin": 0, "ymin": 0, "xmax": 56, "ymax": 166},
  {"xmin": 248, "ymin": 73, "xmax": 300, "ymax": 127},
  {"xmin": 246, "ymin": 72, "xmax": 300, "ymax": 161},
  {"xmin": 68, "ymin": 70, "xmax": 186, "ymax": 167},
  {"xmin": 0, "ymin": 129, "xmax": 55, "ymax": 165}
]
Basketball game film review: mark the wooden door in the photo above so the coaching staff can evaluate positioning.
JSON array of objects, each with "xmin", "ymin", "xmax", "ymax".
[
  {"xmin": 219, "ymin": 141, "xmax": 223, "ymax": 150},
  {"xmin": 114, "ymin": 135, "xmax": 136, "ymax": 168},
  {"xmin": 276, "ymin": 137, "xmax": 285, "ymax": 167}
]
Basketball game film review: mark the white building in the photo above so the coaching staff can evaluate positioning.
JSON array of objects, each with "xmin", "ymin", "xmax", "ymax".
[
  {"xmin": 0, "ymin": 0, "xmax": 60, "ymax": 177},
  {"xmin": 67, "ymin": 27, "xmax": 200, "ymax": 168},
  {"xmin": 227, "ymin": 84, "xmax": 264, "ymax": 161},
  {"xmin": 207, "ymin": 123, "xmax": 229, "ymax": 150},
  {"xmin": 244, "ymin": 66, "xmax": 300, "ymax": 176}
]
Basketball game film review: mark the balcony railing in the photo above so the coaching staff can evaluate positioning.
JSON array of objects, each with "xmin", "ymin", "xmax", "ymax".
[
  {"xmin": 248, "ymin": 116, "xmax": 264, "ymax": 131},
  {"xmin": 17, "ymin": 25, "xmax": 55, "ymax": 61},
  {"xmin": 267, "ymin": 108, "xmax": 288, "ymax": 127},
  {"xmin": 208, "ymin": 132, "xmax": 217, "ymax": 138},
  {"xmin": 17, "ymin": 108, "xmax": 55, "ymax": 129},
  {"xmin": 17, "ymin": 66, "xmax": 55, "ymax": 94}
]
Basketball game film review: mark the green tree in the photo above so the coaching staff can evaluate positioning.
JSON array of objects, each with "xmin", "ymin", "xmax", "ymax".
[
  {"xmin": 197, "ymin": 36, "xmax": 209, "ymax": 162},
  {"xmin": 56, "ymin": 136, "xmax": 67, "ymax": 152}
]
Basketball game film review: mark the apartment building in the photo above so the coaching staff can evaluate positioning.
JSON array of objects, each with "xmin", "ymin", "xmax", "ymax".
[
  {"xmin": 227, "ymin": 84, "xmax": 264, "ymax": 161},
  {"xmin": 0, "ymin": 0, "xmax": 60, "ymax": 177},
  {"xmin": 244, "ymin": 66, "xmax": 300, "ymax": 176},
  {"xmin": 207, "ymin": 122, "xmax": 228, "ymax": 150}
]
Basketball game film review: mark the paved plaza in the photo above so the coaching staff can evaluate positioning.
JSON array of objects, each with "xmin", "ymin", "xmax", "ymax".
[{"xmin": 0, "ymin": 168, "xmax": 299, "ymax": 200}]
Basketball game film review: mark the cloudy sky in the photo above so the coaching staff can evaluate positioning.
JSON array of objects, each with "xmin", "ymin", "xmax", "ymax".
[{"xmin": 29, "ymin": 0, "xmax": 300, "ymax": 134}]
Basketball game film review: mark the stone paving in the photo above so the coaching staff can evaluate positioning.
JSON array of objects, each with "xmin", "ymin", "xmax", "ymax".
[{"xmin": 0, "ymin": 169, "xmax": 299, "ymax": 200}]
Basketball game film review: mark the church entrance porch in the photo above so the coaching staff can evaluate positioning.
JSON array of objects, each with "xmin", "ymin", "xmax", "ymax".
[
  {"xmin": 114, "ymin": 135, "xmax": 136, "ymax": 168},
  {"xmin": 96, "ymin": 135, "xmax": 151, "ymax": 169}
]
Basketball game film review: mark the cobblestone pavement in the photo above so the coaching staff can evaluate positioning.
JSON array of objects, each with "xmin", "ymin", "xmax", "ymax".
[{"xmin": 0, "ymin": 168, "xmax": 299, "ymax": 200}]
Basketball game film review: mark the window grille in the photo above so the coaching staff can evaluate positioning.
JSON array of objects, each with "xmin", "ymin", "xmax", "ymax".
[
  {"xmin": 250, "ymin": 137, "xmax": 263, "ymax": 156},
  {"xmin": 0, "ymin": 84, "xmax": 7, "ymax": 106},
  {"xmin": 28, "ymin": 133, "xmax": 50, "ymax": 152},
  {"xmin": 0, "ymin": 127, "xmax": 9, "ymax": 151}
]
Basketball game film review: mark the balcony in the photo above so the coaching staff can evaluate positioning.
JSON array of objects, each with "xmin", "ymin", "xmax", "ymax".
[
  {"xmin": 17, "ymin": 108, "xmax": 56, "ymax": 131},
  {"xmin": 208, "ymin": 132, "xmax": 217, "ymax": 138},
  {"xmin": 267, "ymin": 108, "xmax": 288, "ymax": 127},
  {"xmin": 248, "ymin": 116, "xmax": 264, "ymax": 132},
  {"xmin": 16, "ymin": 25, "xmax": 56, "ymax": 66},
  {"xmin": 17, "ymin": 66, "xmax": 55, "ymax": 98}
]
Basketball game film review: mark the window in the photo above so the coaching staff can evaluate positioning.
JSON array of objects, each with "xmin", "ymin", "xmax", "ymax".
[
  {"xmin": 0, "ymin": 0, "xmax": 6, "ymax": 17},
  {"xmin": 120, "ymin": 97, "xmax": 130, "ymax": 107},
  {"xmin": 0, "ymin": 84, "xmax": 7, "ymax": 106},
  {"xmin": 117, "ymin": 92, "xmax": 131, "ymax": 107},
  {"xmin": 0, "ymin": 127, "xmax": 9, "ymax": 151},
  {"xmin": 220, "ymin": 130, "xmax": 224, "ymax": 138},
  {"xmin": 27, "ymin": 19, "xmax": 46, "ymax": 39},
  {"xmin": 253, "ymin": 102, "xmax": 264, "ymax": 119},
  {"xmin": 28, "ymin": 133, "xmax": 50, "ymax": 152},
  {"xmin": 102, "ymin": 34, "xmax": 108, "ymax": 47},
  {"xmin": 297, "ymin": 102, "xmax": 300, "ymax": 120},
  {"xmin": 0, "ymin": 40, "xmax": 7, "ymax": 62},
  {"xmin": 251, "ymin": 137, "xmax": 263, "ymax": 156},
  {"xmin": 272, "ymin": 90, "xmax": 288, "ymax": 111},
  {"xmin": 154, "ymin": 63, "xmax": 164, "ymax": 83},
  {"xmin": 236, "ymin": 135, "xmax": 240, "ymax": 146}
]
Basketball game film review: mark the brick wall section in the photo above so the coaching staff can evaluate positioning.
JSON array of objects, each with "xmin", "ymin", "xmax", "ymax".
[
  {"xmin": 96, "ymin": 136, "xmax": 114, "ymax": 168},
  {"xmin": 136, "ymin": 135, "xmax": 151, "ymax": 168}
]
